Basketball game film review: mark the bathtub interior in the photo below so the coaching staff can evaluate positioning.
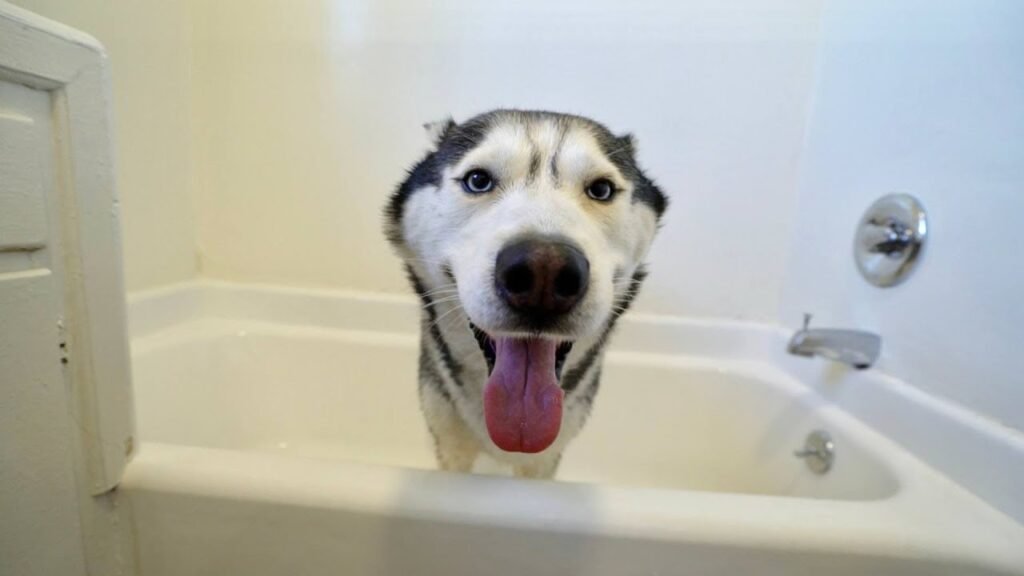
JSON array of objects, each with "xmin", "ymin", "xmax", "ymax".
[{"xmin": 131, "ymin": 304, "xmax": 899, "ymax": 501}]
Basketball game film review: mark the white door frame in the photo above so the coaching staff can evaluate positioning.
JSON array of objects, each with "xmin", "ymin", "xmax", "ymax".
[{"xmin": 1, "ymin": 1, "xmax": 135, "ymax": 495}]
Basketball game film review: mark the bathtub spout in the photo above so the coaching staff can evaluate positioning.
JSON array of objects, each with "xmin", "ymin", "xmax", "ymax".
[{"xmin": 787, "ymin": 314, "xmax": 881, "ymax": 370}]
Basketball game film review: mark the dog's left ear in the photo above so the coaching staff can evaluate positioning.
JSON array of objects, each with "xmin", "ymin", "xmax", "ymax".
[
  {"xmin": 614, "ymin": 133, "xmax": 637, "ymax": 159},
  {"xmin": 423, "ymin": 117, "xmax": 457, "ymax": 147}
]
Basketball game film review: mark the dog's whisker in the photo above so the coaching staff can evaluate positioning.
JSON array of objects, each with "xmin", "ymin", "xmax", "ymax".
[
  {"xmin": 423, "ymin": 293, "xmax": 461, "ymax": 302},
  {"xmin": 407, "ymin": 256, "xmax": 449, "ymax": 265},
  {"xmin": 421, "ymin": 295, "xmax": 461, "ymax": 306},
  {"xmin": 421, "ymin": 296, "xmax": 462, "ymax": 310},
  {"xmin": 421, "ymin": 286, "xmax": 459, "ymax": 297},
  {"xmin": 420, "ymin": 290, "xmax": 460, "ymax": 301},
  {"xmin": 420, "ymin": 296, "xmax": 460, "ymax": 308},
  {"xmin": 441, "ymin": 312, "xmax": 466, "ymax": 332},
  {"xmin": 419, "ymin": 284, "xmax": 459, "ymax": 297},
  {"xmin": 429, "ymin": 300, "xmax": 462, "ymax": 319},
  {"xmin": 428, "ymin": 304, "xmax": 465, "ymax": 332}
]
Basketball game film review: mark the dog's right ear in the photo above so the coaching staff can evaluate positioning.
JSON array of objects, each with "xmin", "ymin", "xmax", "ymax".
[{"xmin": 423, "ymin": 117, "xmax": 456, "ymax": 147}]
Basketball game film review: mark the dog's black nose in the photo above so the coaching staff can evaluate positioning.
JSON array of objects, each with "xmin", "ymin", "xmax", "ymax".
[{"xmin": 495, "ymin": 237, "xmax": 590, "ymax": 318}]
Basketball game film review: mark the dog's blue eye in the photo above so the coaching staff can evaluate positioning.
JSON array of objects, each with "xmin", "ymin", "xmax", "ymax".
[
  {"xmin": 586, "ymin": 178, "xmax": 616, "ymax": 202},
  {"xmin": 462, "ymin": 169, "xmax": 495, "ymax": 194}
]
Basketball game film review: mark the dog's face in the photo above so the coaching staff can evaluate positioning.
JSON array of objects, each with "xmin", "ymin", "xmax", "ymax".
[{"xmin": 387, "ymin": 110, "xmax": 666, "ymax": 453}]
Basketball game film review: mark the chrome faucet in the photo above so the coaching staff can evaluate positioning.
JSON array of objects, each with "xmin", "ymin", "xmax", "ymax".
[{"xmin": 787, "ymin": 314, "xmax": 881, "ymax": 370}]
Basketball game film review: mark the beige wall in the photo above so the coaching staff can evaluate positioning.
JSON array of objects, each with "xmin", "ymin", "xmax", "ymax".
[
  {"xmin": 10, "ymin": 0, "xmax": 197, "ymax": 291},
  {"xmin": 188, "ymin": 0, "xmax": 823, "ymax": 321}
]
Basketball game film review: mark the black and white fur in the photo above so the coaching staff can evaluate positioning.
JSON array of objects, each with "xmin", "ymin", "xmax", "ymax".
[{"xmin": 385, "ymin": 110, "xmax": 666, "ymax": 478}]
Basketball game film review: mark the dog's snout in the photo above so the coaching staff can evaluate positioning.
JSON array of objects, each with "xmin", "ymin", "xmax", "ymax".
[{"xmin": 495, "ymin": 237, "xmax": 589, "ymax": 317}]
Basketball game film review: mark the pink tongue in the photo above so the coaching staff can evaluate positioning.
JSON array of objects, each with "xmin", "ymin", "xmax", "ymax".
[{"xmin": 483, "ymin": 338, "xmax": 564, "ymax": 453}]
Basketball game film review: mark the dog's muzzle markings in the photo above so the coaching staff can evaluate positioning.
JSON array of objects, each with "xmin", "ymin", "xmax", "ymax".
[{"xmin": 384, "ymin": 109, "xmax": 666, "ymax": 477}]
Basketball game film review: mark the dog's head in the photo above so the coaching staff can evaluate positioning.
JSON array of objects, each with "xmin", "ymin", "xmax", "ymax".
[{"xmin": 386, "ymin": 110, "xmax": 666, "ymax": 453}]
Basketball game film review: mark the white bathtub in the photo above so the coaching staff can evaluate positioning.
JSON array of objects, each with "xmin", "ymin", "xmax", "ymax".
[{"xmin": 122, "ymin": 281, "xmax": 1024, "ymax": 576}]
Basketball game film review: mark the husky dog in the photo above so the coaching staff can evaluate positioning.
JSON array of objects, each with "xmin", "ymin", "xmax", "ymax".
[{"xmin": 385, "ymin": 110, "xmax": 666, "ymax": 478}]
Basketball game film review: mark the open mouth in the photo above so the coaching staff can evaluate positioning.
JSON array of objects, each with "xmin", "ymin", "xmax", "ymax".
[
  {"xmin": 470, "ymin": 322, "xmax": 574, "ymax": 454},
  {"xmin": 470, "ymin": 323, "xmax": 573, "ymax": 377}
]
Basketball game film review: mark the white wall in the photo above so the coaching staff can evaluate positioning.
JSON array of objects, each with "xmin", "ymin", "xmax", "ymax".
[
  {"xmin": 9, "ymin": 0, "xmax": 198, "ymax": 291},
  {"xmin": 9, "ymin": 0, "xmax": 823, "ymax": 320},
  {"xmin": 782, "ymin": 0, "xmax": 1024, "ymax": 430},
  {"xmin": 189, "ymin": 0, "xmax": 823, "ymax": 321}
]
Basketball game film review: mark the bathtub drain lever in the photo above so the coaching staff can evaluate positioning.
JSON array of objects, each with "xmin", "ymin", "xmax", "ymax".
[{"xmin": 794, "ymin": 430, "xmax": 834, "ymax": 475}]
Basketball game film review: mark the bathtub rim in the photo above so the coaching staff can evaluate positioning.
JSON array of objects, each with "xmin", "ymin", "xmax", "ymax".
[{"xmin": 121, "ymin": 440, "xmax": 1024, "ymax": 575}]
